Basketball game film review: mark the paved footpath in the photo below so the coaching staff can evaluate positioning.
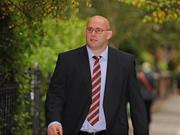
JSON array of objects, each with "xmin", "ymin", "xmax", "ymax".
[{"xmin": 150, "ymin": 94, "xmax": 180, "ymax": 135}]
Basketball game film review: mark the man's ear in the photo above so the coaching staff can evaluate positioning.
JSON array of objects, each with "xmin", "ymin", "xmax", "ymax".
[{"xmin": 107, "ymin": 31, "xmax": 113, "ymax": 40}]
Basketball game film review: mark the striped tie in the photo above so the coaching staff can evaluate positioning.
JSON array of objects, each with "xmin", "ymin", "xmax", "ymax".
[{"xmin": 87, "ymin": 56, "xmax": 101, "ymax": 126}]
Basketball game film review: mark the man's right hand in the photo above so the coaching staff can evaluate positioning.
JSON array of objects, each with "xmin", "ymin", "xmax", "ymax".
[{"xmin": 47, "ymin": 123, "xmax": 63, "ymax": 135}]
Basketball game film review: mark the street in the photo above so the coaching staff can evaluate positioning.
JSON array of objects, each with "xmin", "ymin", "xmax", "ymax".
[
  {"xmin": 150, "ymin": 94, "xmax": 180, "ymax": 135},
  {"xmin": 128, "ymin": 93, "xmax": 180, "ymax": 135}
]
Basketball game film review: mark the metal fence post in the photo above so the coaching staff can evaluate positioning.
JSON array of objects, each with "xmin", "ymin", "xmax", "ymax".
[{"xmin": 32, "ymin": 63, "xmax": 42, "ymax": 135}]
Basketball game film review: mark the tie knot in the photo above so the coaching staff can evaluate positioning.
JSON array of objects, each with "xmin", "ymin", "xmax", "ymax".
[{"xmin": 93, "ymin": 56, "xmax": 101, "ymax": 61}]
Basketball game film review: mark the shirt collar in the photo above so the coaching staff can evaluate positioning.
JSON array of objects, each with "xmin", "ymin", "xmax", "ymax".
[{"xmin": 86, "ymin": 45, "xmax": 108, "ymax": 61}]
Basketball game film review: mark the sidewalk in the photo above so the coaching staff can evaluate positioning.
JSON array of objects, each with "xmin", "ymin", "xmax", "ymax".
[{"xmin": 150, "ymin": 94, "xmax": 180, "ymax": 135}]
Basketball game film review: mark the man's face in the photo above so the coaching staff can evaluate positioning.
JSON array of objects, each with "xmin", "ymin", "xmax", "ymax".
[{"xmin": 86, "ymin": 17, "xmax": 112, "ymax": 50}]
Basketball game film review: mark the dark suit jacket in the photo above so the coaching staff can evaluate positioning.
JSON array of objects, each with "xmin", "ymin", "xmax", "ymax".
[{"xmin": 45, "ymin": 46, "xmax": 149, "ymax": 135}]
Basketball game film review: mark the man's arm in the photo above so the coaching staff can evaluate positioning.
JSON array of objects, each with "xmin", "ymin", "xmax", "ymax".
[
  {"xmin": 45, "ymin": 54, "xmax": 67, "ymax": 134},
  {"xmin": 127, "ymin": 56, "xmax": 149, "ymax": 135}
]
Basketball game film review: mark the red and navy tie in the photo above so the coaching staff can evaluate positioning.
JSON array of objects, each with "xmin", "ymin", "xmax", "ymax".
[{"xmin": 87, "ymin": 56, "xmax": 101, "ymax": 126}]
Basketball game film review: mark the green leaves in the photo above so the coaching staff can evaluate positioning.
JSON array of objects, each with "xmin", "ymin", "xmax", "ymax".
[
  {"xmin": 119, "ymin": 0, "xmax": 180, "ymax": 23},
  {"xmin": 29, "ymin": 18, "xmax": 86, "ymax": 77}
]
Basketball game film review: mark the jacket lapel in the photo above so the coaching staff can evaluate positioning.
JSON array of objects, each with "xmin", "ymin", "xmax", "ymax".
[
  {"xmin": 104, "ymin": 47, "xmax": 117, "ymax": 103},
  {"xmin": 78, "ymin": 46, "xmax": 92, "ymax": 97},
  {"xmin": 103, "ymin": 47, "xmax": 119, "ymax": 129}
]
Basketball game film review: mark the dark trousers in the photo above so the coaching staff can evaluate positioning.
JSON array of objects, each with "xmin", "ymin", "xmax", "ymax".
[{"xmin": 144, "ymin": 99, "xmax": 153, "ymax": 124}]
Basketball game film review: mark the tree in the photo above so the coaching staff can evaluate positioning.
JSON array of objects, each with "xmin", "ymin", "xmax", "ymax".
[
  {"xmin": 0, "ymin": 0, "xmax": 88, "ymax": 134},
  {"xmin": 119, "ymin": 0, "xmax": 180, "ymax": 23}
]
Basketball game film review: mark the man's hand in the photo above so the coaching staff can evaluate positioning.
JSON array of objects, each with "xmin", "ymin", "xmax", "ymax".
[{"xmin": 47, "ymin": 123, "xmax": 63, "ymax": 135}]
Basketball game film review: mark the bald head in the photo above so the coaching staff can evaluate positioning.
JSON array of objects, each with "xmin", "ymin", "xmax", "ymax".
[
  {"xmin": 85, "ymin": 15, "xmax": 113, "ymax": 55},
  {"xmin": 87, "ymin": 15, "xmax": 111, "ymax": 30}
]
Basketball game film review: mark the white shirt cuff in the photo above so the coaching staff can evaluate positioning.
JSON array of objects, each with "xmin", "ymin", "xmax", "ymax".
[{"xmin": 48, "ymin": 121, "xmax": 62, "ymax": 128}]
